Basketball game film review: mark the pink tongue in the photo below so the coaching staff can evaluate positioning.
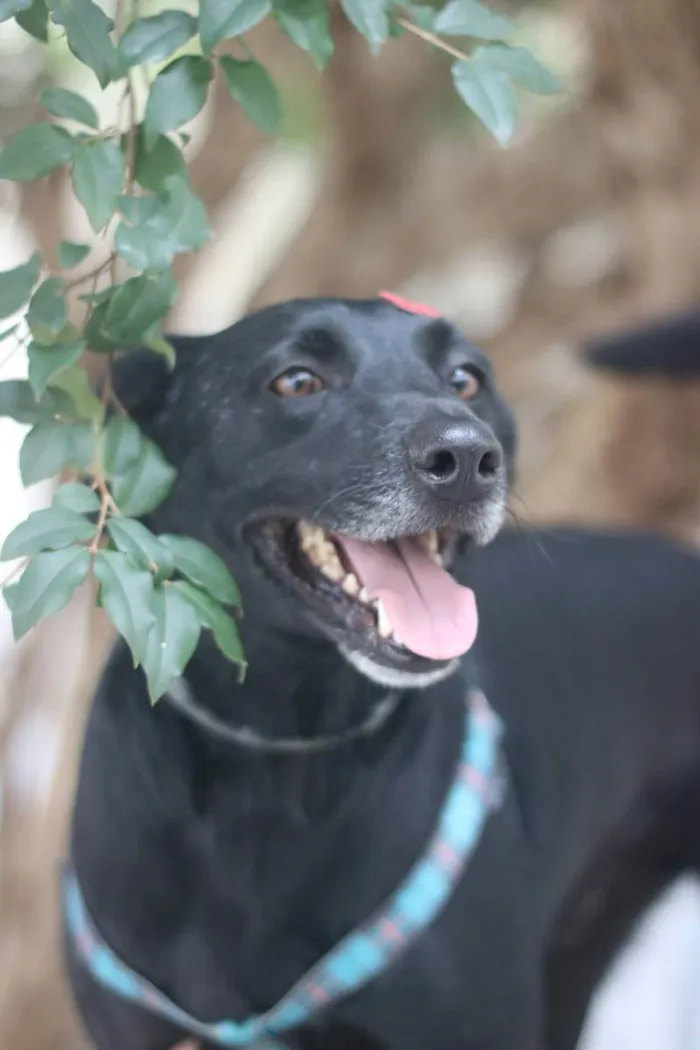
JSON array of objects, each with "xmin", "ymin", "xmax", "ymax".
[{"xmin": 337, "ymin": 536, "xmax": 478, "ymax": 661}]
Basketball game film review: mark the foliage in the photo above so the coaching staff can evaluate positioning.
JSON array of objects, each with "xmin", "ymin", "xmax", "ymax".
[{"xmin": 0, "ymin": 0, "xmax": 560, "ymax": 701}]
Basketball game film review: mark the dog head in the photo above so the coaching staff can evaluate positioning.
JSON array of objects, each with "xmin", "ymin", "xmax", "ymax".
[{"xmin": 113, "ymin": 297, "xmax": 516, "ymax": 688}]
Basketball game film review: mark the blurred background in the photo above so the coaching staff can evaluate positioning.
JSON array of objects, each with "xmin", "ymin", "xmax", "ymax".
[{"xmin": 2, "ymin": 0, "xmax": 700, "ymax": 1046}]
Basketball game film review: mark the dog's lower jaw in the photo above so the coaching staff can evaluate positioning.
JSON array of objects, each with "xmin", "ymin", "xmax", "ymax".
[{"xmin": 340, "ymin": 645, "xmax": 461, "ymax": 689}]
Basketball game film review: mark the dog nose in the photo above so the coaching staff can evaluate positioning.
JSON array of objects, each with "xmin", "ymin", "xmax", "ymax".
[{"xmin": 407, "ymin": 419, "xmax": 503, "ymax": 500}]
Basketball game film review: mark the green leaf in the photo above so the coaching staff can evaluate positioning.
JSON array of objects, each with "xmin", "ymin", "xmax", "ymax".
[
  {"xmin": 40, "ymin": 87, "xmax": 99, "ymax": 129},
  {"xmin": 434, "ymin": 0, "xmax": 513, "ymax": 40},
  {"xmin": 93, "ymin": 549, "xmax": 157, "ymax": 666},
  {"xmin": 0, "ymin": 323, "xmax": 19, "ymax": 343},
  {"xmin": 15, "ymin": 0, "xmax": 49, "ymax": 40},
  {"xmin": 0, "ymin": 124, "xmax": 74, "ymax": 182},
  {"xmin": 403, "ymin": 5, "xmax": 435, "ymax": 30},
  {"xmin": 471, "ymin": 44, "xmax": 562, "ymax": 95},
  {"xmin": 273, "ymin": 0, "xmax": 332, "ymax": 69},
  {"xmin": 119, "ymin": 10, "xmax": 196, "ymax": 68},
  {"xmin": 84, "ymin": 300, "xmax": 117, "ymax": 352},
  {"xmin": 452, "ymin": 58, "xmax": 517, "ymax": 145},
  {"xmin": 115, "ymin": 176, "xmax": 210, "ymax": 271},
  {"xmin": 219, "ymin": 57, "xmax": 282, "ymax": 135},
  {"xmin": 103, "ymin": 415, "xmax": 144, "ymax": 476},
  {"xmin": 28, "ymin": 339, "xmax": 85, "ymax": 399},
  {"xmin": 0, "ymin": 252, "xmax": 40, "ymax": 321},
  {"xmin": 0, "ymin": 0, "xmax": 31, "ymax": 21},
  {"xmin": 0, "ymin": 379, "xmax": 75, "ymax": 424},
  {"xmin": 145, "ymin": 333, "xmax": 176, "ymax": 368},
  {"xmin": 339, "ymin": 0, "xmax": 389, "ymax": 53},
  {"xmin": 111, "ymin": 438, "xmax": 176, "ymax": 517},
  {"xmin": 53, "ymin": 480, "xmax": 100, "ymax": 513},
  {"xmin": 142, "ymin": 584, "xmax": 201, "ymax": 701},
  {"xmin": 47, "ymin": 0, "xmax": 119, "ymax": 88},
  {"xmin": 159, "ymin": 533, "xmax": 241, "ymax": 607},
  {"xmin": 102, "ymin": 270, "xmax": 177, "ymax": 345},
  {"xmin": 59, "ymin": 239, "xmax": 91, "ymax": 269},
  {"xmin": 173, "ymin": 580, "xmax": 245, "ymax": 668},
  {"xmin": 134, "ymin": 131, "xmax": 187, "ymax": 194},
  {"xmin": 143, "ymin": 56, "xmax": 213, "ymax": 146},
  {"xmin": 118, "ymin": 194, "xmax": 160, "ymax": 224},
  {"xmin": 19, "ymin": 420, "xmax": 93, "ymax": 484},
  {"xmin": 10, "ymin": 547, "xmax": 91, "ymax": 639},
  {"xmin": 198, "ymin": 0, "xmax": 270, "ymax": 53},
  {"xmin": 1, "ymin": 506, "xmax": 94, "ymax": 560},
  {"xmin": 2, "ymin": 582, "xmax": 19, "ymax": 613},
  {"xmin": 71, "ymin": 139, "xmax": 124, "ymax": 233},
  {"xmin": 107, "ymin": 517, "xmax": 174, "ymax": 578},
  {"xmin": 49, "ymin": 363, "xmax": 104, "ymax": 421},
  {"xmin": 26, "ymin": 277, "xmax": 66, "ymax": 343}
]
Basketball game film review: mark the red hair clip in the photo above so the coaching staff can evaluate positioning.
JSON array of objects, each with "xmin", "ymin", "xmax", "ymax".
[{"xmin": 378, "ymin": 291, "xmax": 441, "ymax": 319}]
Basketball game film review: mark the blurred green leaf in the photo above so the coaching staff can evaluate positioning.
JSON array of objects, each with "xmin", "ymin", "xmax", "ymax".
[
  {"xmin": 28, "ymin": 339, "xmax": 85, "ymax": 399},
  {"xmin": 0, "ymin": 0, "xmax": 31, "ymax": 20},
  {"xmin": 59, "ymin": 240, "xmax": 91, "ymax": 269},
  {"xmin": 103, "ymin": 416, "xmax": 145, "ymax": 476},
  {"xmin": 134, "ymin": 131, "xmax": 187, "ymax": 194},
  {"xmin": 26, "ymin": 277, "xmax": 66, "ymax": 343},
  {"xmin": 471, "ymin": 44, "xmax": 562, "ymax": 94},
  {"xmin": 107, "ymin": 517, "xmax": 174, "ymax": 578},
  {"xmin": 49, "ymin": 363, "xmax": 104, "ymax": 421},
  {"xmin": 111, "ymin": 437, "xmax": 176, "ymax": 516},
  {"xmin": 0, "ymin": 253, "xmax": 41, "ymax": 320},
  {"xmin": 143, "ymin": 56, "xmax": 213, "ymax": 145},
  {"xmin": 47, "ymin": 0, "xmax": 119, "ymax": 88},
  {"xmin": 93, "ymin": 549, "xmax": 157, "ymax": 666},
  {"xmin": 160, "ymin": 533, "xmax": 241, "ymax": 607},
  {"xmin": 10, "ymin": 547, "xmax": 91, "ymax": 639},
  {"xmin": 15, "ymin": 0, "xmax": 49, "ymax": 40},
  {"xmin": 219, "ymin": 57, "xmax": 282, "ymax": 135},
  {"xmin": 273, "ymin": 0, "xmax": 332, "ymax": 69},
  {"xmin": 173, "ymin": 580, "xmax": 245, "ymax": 668},
  {"xmin": 19, "ymin": 420, "xmax": 93, "ymax": 484},
  {"xmin": 0, "ymin": 379, "xmax": 75, "ymax": 424},
  {"xmin": 0, "ymin": 124, "xmax": 74, "ymax": 182},
  {"xmin": 198, "ymin": 0, "xmax": 270, "ymax": 53},
  {"xmin": 119, "ymin": 10, "xmax": 197, "ymax": 68},
  {"xmin": 53, "ymin": 481, "xmax": 100, "ymax": 513},
  {"xmin": 71, "ymin": 140, "xmax": 124, "ymax": 232},
  {"xmin": 434, "ymin": 0, "xmax": 513, "ymax": 40},
  {"xmin": 115, "ymin": 177, "xmax": 209, "ymax": 271},
  {"xmin": 1, "ymin": 506, "xmax": 93, "ymax": 560},
  {"xmin": 403, "ymin": 5, "xmax": 435, "ymax": 30},
  {"xmin": 142, "ymin": 584, "xmax": 201, "ymax": 701},
  {"xmin": 100, "ymin": 270, "xmax": 176, "ymax": 347},
  {"xmin": 340, "ymin": 0, "xmax": 389, "ymax": 53},
  {"xmin": 40, "ymin": 87, "xmax": 99, "ymax": 129},
  {"xmin": 146, "ymin": 333, "xmax": 176, "ymax": 368},
  {"xmin": 452, "ymin": 58, "xmax": 517, "ymax": 145}
]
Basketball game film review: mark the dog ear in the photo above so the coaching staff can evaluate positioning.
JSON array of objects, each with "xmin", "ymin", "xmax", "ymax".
[
  {"xmin": 583, "ymin": 308, "xmax": 700, "ymax": 378},
  {"xmin": 110, "ymin": 345, "xmax": 179, "ymax": 428}
]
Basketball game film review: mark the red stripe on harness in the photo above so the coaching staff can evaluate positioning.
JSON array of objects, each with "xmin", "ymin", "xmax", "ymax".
[{"xmin": 378, "ymin": 291, "xmax": 441, "ymax": 318}]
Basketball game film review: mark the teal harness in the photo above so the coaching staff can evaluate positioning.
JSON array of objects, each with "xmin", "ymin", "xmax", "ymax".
[{"xmin": 64, "ymin": 688, "xmax": 503, "ymax": 1048}]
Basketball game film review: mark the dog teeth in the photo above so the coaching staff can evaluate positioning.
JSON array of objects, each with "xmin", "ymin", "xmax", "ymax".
[
  {"xmin": 342, "ymin": 573, "xmax": 361, "ymax": 597},
  {"xmin": 417, "ymin": 529, "xmax": 443, "ymax": 566},
  {"xmin": 373, "ymin": 598, "xmax": 393, "ymax": 639},
  {"xmin": 358, "ymin": 586, "xmax": 370, "ymax": 604}
]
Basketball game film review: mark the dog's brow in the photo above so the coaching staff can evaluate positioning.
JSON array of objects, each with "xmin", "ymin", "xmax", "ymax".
[{"xmin": 293, "ymin": 323, "xmax": 348, "ymax": 360}]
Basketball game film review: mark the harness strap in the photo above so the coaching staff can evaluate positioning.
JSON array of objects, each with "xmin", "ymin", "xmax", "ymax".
[{"xmin": 65, "ymin": 688, "xmax": 504, "ymax": 1048}]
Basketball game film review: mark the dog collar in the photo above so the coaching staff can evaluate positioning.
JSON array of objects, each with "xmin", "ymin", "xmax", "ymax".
[
  {"xmin": 378, "ymin": 291, "xmax": 441, "ymax": 318},
  {"xmin": 64, "ymin": 688, "xmax": 504, "ymax": 1049}
]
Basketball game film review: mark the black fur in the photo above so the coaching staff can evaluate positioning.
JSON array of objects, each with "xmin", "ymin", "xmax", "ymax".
[{"xmin": 67, "ymin": 298, "xmax": 700, "ymax": 1050}]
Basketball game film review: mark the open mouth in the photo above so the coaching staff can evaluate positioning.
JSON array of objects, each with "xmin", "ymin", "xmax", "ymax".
[{"xmin": 251, "ymin": 520, "xmax": 479, "ymax": 666}]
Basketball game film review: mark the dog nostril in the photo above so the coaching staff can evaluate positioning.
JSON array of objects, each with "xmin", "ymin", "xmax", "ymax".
[
  {"xmin": 477, "ymin": 449, "xmax": 500, "ymax": 479},
  {"xmin": 424, "ymin": 448, "xmax": 458, "ymax": 480}
]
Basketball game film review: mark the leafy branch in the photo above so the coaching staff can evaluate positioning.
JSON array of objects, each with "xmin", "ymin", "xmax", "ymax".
[{"xmin": 0, "ymin": 0, "xmax": 561, "ymax": 701}]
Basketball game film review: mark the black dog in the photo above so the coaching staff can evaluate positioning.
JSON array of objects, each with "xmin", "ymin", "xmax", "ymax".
[{"xmin": 66, "ymin": 297, "xmax": 700, "ymax": 1050}]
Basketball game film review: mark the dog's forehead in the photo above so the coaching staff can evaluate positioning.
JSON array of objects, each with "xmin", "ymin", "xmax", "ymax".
[{"xmin": 287, "ymin": 301, "xmax": 481, "ymax": 371}]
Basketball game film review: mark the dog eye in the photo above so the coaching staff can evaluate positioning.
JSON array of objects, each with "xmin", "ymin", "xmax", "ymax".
[
  {"xmin": 448, "ymin": 365, "xmax": 481, "ymax": 401},
  {"xmin": 271, "ymin": 368, "xmax": 325, "ymax": 398}
]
